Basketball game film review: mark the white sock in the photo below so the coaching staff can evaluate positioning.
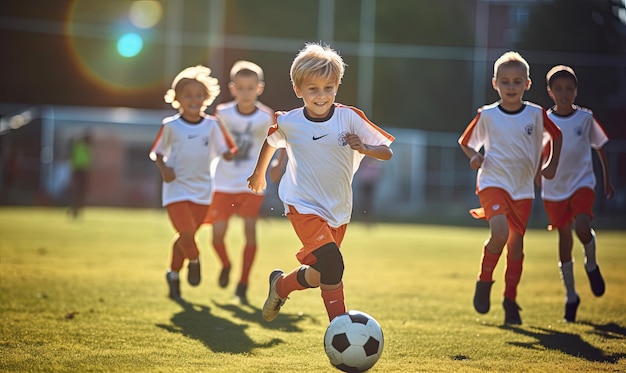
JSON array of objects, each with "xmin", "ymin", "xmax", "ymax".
[
  {"xmin": 583, "ymin": 229, "xmax": 597, "ymax": 272},
  {"xmin": 559, "ymin": 261, "xmax": 578, "ymax": 303},
  {"xmin": 168, "ymin": 270, "xmax": 179, "ymax": 280},
  {"xmin": 189, "ymin": 259, "xmax": 199, "ymax": 264}
]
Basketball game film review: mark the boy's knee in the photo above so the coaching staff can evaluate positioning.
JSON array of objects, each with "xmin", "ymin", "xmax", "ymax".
[{"xmin": 311, "ymin": 243, "xmax": 344, "ymax": 285}]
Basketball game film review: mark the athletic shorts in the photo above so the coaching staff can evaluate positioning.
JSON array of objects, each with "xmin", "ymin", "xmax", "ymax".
[
  {"xmin": 543, "ymin": 188, "xmax": 595, "ymax": 229},
  {"xmin": 286, "ymin": 205, "xmax": 347, "ymax": 266},
  {"xmin": 166, "ymin": 201, "xmax": 210, "ymax": 234},
  {"xmin": 205, "ymin": 191, "xmax": 264, "ymax": 224},
  {"xmin": 470, "ymin": 187, "xmax": 532, "ymax": 235}
]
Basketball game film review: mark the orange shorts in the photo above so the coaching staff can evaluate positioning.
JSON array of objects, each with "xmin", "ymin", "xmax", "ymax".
[
  {"xmin": 286, "ymin": 205, "xmax": 347, "ymax": 265},
  {"xmin": 470, "ymin": 187, "xmax": 532, "ymax": 235},
  {"xmin": 205, "ymin": 191, "xmax": 264, "ymax": 224},
  {"xmin": 166, "ymin": 201, "xmax": 210, "ymax": 234},
  {"xmin": 543, "ymin": 188, "xmax": 595, "ymax": 229}
]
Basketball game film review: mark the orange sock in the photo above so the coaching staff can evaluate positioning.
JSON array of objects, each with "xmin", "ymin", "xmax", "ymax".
[
  {"xmin": 479, "ymin": 246, "xmax": 501, "ymax": 282},
  {"xmin": 504, "ymin": 255, "xmax": 524, "ymax": 301},
  {"xmin": 322, "ymin": 284, "xmax": 346, "ymax": 321},
  {"xmin": 239, "ymin": 245, "xmax": 256, "ymax": 284},
  {"xmin": 213, "ymin": 243, "xmax": 230, "ymax": 268},
  {"xmin": 276, "ymin": 267, "xmax": 307, "ymax": 299}
]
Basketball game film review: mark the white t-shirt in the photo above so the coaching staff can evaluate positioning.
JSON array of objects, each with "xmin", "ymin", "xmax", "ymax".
[
  {"xmin": 213, "ymin": 101, "xmax": 274, "ymax": 194},
  {"xmin": 458, "ymin": 102, "xmax": 562, "ymax": 200},
  {"xmin": 541, "ymin": 106, "xmax": 608, "ymax": 201},
  {"xmin": 267, "ymin": 103, "xmax": 394, "ymax": 228},
  {"xmin": 150, "ymin": 114, "xmax": 237, "ymax": 206}
]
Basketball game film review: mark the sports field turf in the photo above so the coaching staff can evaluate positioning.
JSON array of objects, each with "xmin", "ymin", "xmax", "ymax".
[{"xmin": 1, "ymin": 207, "xmax": 625, "ymax": 372}]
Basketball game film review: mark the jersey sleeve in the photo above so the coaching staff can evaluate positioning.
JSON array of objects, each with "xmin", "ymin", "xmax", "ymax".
[
  {"xmin": 542, "ymin": 110, "xmax": 562, "ymax": 140},
  {"xmin": 347, "ymin": 106, "xmax": 395, "ymax": 146},
  {"xmin": 590, "ymin": 115, "xmax": 609, "ymax": 149},
  {"xmin": 458, "ymin": 111, "xmax": 483, "ymax": 151},
  {"xmin": 149, "ymin": 122, "xmax": 171, "ymax": 161},
  {"xmin": 266, "ymin": 112, "xmax": 286, "ymax": 148}
]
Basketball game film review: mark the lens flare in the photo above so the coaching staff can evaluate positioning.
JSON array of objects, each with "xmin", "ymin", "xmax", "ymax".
[
  {"xmin": 117, "ymin": 32, "xmax": 143, "ymax": 57},
  {"xmin": 129, "ymin": 0, "xmax": 163, "ymax": 29}
]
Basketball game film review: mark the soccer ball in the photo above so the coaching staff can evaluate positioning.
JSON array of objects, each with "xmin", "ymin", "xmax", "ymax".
[{"xmin": 323, "ymin": 310, "xmax": 384, "ymax": 372}]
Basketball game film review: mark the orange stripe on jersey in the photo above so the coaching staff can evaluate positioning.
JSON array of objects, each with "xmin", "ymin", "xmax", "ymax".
[
  {"xmin": 592, "ymin": 114, "xmax": 609, "ymax": 138},
  {"xmin": 267, "ymin": 111, "xmax": 286, "ymax": 136},
  {"xmin": 542, "ymin": 110, "xmax": 562, "ymax": 140},
  {"xmin": 149, "ymin": 124, "xmax": 165, "ymax": 154},
  {"xmin": 336, "ymin": 104, "xmax": 395, "ymax": 142},
  {"xmin": 458, "ymin": 111, "xmax": 481, "ymax": 146},
  {"xmin": 216, "ymin": 117, "xmax": 239, "ymax": 155}
]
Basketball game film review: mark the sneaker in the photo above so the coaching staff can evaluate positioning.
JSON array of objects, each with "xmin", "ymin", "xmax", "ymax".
[
  {"xmin": 218, "ymin": 266, "xmax": 231, "ymax": 288},
  {"xmin": 503, "ymin": 298, "xmax": 522, "ymax": 325},
  {"xmin": 585, "ymin": 266, "xmax": 605, "ymax": 297},
  {"xmin": 235, "ymin": 283, "xmax": 249, "ymax": 305},
  {"xmin": 166, "ymin": 272, "xmax": 181, "ymax": 300},
  {"xmin": 262, "ymin": 270, "xmax": 286, "ymax": 322},
  {"xmin": 188, "ymin": 260, "xmax": 201, "ymax": 286},
  {"xmin": 564, "ymin": 296, "xmax": 581, "ymax": 322},
  {"xmin": 473, "ymin": 280, "xmax": 494, "ymax": 314}
]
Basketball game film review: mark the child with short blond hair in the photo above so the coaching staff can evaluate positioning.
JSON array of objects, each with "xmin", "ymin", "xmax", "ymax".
[
  {"xmin": 459, "ymin": 51, "xmax": 562, "ymax": 324},
  {"xmin": 247, "ymin": 43, "xmax": 395, "ymax": 322}
]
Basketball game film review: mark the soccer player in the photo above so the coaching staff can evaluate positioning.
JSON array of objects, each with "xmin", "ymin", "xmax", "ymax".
[
  {"xmin": 206, "ymin": 61, "xmax": 274, "ymax": 304},
  {"xmin": 150, "ymin": 65, "xmax": 237, "ymax": 300},
  {"xmin": 541, "ymin": 65, "xmax": 614, "ymax": 322},
  {"xmin": 458, "ymin": 51, "xmax": 562, "ymax": 325},
  {"xmin": 247, "ymin": 43, "xmax": 395, "ymax": 322}
]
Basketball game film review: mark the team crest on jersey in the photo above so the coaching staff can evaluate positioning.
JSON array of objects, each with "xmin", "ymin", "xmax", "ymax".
[
  {"xmin": 575, "ymin": 126, "xmax": 583, "ymax": 136},
  {"xmin": 338, "ymin": 131, "xmax": 350, "ymax": 146},
  {"xmin": 524, "ymin": 124, "xmax": 533, "ymax": 136},
  {"xmin": 202, "ymin": 136, "xmax": 209, "ymax": 146}
]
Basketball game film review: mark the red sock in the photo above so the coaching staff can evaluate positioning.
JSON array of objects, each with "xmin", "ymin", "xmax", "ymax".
[
  {"xmin": 478, "ymin": 246, "xmax": 501, "ymax": 282},
  {"xmin": 276, "ymin": 267, "xmax": 307, "ymax": 299},
  {"xmin": 239, "ymin": 245, "xmax": 256, "ymax": 284},
  {"xmin": 504, "ymin": 255, "xmax": 524, "ymax": 301},
  {"xmin": 213, "ymin": 243, "xmax": 230, "ymax": 268},
  {"xmin": 322, "ymin": 284, "xmax": 346, "ymax": 321},
  {"xmin": 170, "ymin": 238, "xmax": 184, "ymax": 272}
]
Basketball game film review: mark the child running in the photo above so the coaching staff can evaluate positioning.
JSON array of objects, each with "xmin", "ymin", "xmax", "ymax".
[
  {"xmin": 206, "ymin": 61, "xmax": 274, "ymax": 304},
  {"xmin": 458, "ymin": 51, "xmax": 562, "ymax": 325},
  {"xmin": 150, "ymin": 65, "xmax": 237, "ymax": 300},
  {"xmin": 541, "ymin": 65, "xmax": 614, "ymax": 322},
  {"xmin": 247, "ymin": 43, "xmax": 395, "ymax": 322}
]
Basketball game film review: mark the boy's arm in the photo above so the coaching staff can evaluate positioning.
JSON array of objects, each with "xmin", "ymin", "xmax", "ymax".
[
  {"xmin": 154, "ymin": 153, "xmax": 175, "ymax": 182},
  {"xmin": 344, "ymin": 133, "xmax": 393, "ymax": 160},
  {"xmin": 460, "ymin": 144, "xmax": 484, "ymax": 170},
  {"xmin": 595, "ymin": 147, "xmax": 614, "ymax": 199},
  {"xmin": 541, "ymin": 134, "xmax": 562, "ymax": 180},
  {"xmin": 247, "ymin": 139, "xmax": 277, "ymax": 193}
]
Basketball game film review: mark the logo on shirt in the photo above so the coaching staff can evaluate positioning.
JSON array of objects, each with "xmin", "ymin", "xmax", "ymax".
[
  {"xmin": 524, "ymin": 124, "xmax": 533, "ymax": 136},
  {"xmin": 338, "ymin": 131, "xmax": 350, "ymax": 146},
  {"xmin": 313, "ymin": 134, "xmax": 329, "ymax": 141},
  {"xmin": 575, "ymin": 126, "xmax": 583, "ymax": 136},
  {"xmin": 188, "ymin": 134, "xmax": 199, "ymax": 139},
  {"xmin": 492, "ymin": 204, "xmax": 500, "ymax": 211}
]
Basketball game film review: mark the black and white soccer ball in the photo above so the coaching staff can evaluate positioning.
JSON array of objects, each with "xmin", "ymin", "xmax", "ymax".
[{"xmin": 323, "ymin": 310, "xmax": 384, "ymax": 372}]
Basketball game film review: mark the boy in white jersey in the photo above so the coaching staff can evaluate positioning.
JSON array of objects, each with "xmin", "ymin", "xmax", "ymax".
[
  {"xmin": 206, "ymin": 61, "xmax": 274, "ymax": 304},
  {"xmin": 541, "ymin": 65, "xmax": 614, "ymax": 322},
  {"xmin": 459, "ymin": 51, "xmax": 562, "ymax": 325},
  {"xmin": 247, "ymin": 43, "xmax": 394, "ymax": 322},
  {"xmin": 150, "ymin": 65, "xmax": 237, "ymax": 300}
]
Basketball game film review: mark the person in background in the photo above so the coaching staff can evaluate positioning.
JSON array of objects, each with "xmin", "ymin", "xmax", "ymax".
[
  {"xmin": 540, "ymin": 65, "xmax": 614, "ymax": 322},
  {"xmin": 150, "ymin": 65, "xmax": 237, "ymax": 300},
  {"xmin": 458, "ymin": 51, "xmax": 562, "ymax": 325},
  {"xmin": 206, "ymin": 61, "xmax": 274, "ymax": 304},
  {"xmin": 69, "ymin": 131, "xmax": 92, "ymax": 219}
]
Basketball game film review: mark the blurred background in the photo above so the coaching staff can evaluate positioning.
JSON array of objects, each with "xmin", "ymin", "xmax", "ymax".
[{"xmin": 1, "ymin": 0, "xmax": 625, "ymax": 227}]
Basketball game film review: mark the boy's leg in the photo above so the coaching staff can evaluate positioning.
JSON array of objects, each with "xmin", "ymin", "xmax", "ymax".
[
  {"xmin": 474, "ymin": 214, "xmax": 507, "ymax": 314},
  {"xmin": 572, "ymin": 188, "xmax": 604, "ymax": 296},
  {"xmin": 212, "ymin": 220, "xmax": 231, "ymax": 288}
]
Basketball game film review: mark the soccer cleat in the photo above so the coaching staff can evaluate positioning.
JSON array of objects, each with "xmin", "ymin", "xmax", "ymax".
[
  {"xmin": 188, "ymin": 260, "xmax": 201, "ymax": 286},
  {"xmin": 585, "ymin": 266, "xmax": 605, "ymax": 297},
  {"xmin": 473, "ymin": 280, "xmax": 494, "ymax": 314},
  {"xmin": 262, "ymin": 269, "xmax": 286, "ymax": 322},
  {"xmin": 235, "ymin": 282, "xmax": 249, "ymax": 305},
  {"xmin": 564, "ymin": 296, "xmax": 581, "ymax": 323},
  {"xmin": 218, "ymin": 266, "xmax": 231, "ymax": 288},
  {"xmin": 503, "ymin": 298, "xmax": 522, "ymax": 325},
  {"xmin": 166, "ymin": 272, "xmax": 181, "ymax": 300}
]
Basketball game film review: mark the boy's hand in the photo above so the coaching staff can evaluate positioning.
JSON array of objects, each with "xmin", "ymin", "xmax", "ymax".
[
  {"xmin": 606, "ymin": 182, "xmax": 615, "ymax": 200},
  {"xmin": 470, "ymin": 153, "xmax": 484, "ymax": 170},
  {"xmin": 247, "ymin": 173, "xmax": 266, "ymax": 194},
  {"xmin": 344, "ymin": 133, "xmax": 365, "ymax": 152}
]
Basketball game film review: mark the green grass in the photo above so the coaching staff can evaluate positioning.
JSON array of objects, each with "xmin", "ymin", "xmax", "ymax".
[{"xmin": 1, "ymin": 207, "xmax": 625, "ymax": 372}]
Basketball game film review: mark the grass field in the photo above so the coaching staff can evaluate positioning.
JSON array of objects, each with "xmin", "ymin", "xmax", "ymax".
[{"xmin": 1, "ymin": 207, "xmax": 625, "ymax": 372}]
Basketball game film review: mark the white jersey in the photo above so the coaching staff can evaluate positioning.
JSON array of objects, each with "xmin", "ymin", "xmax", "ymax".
[
  {"xmin": 213, "ymin": 101, "xmax": 274, "ymax": 194},
  {"xmin": 267, "ymin": 104, "xmax": 394, "ymax": 228},
  {"xmin": 458, "ymin": 102, "xmax": 562, "ymax": 200},
  {"xmin": 541, "ymin": 106, "xmax": 608, "ymax": 201},
  {"xmin": 150, "ymin": 113, "xmax": 237, "ymax": 206}
]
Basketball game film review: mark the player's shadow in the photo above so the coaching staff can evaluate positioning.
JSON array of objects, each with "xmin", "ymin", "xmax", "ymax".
[
  {"xmin": 155, "ymin": 299, "xmax": 282, "ymax": 354},
  {"xmin": 212, "ymin": 300, "xmax": 320, "ymax": 332},
  {"xmin": 502, "ymin": 324, "xmax": 626, "ymax": 363}
]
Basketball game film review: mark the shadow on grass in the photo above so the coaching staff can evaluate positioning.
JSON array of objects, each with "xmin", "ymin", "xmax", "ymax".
[
  {"xmin": 156, "ymin": 298, "xmax": 282, "ymax": 354},
  {"xmin": 502, "ymin": 323, "xmax": 626, "ymax": 363},
  {"xmin": 212, "ymin": 300, "xmax": 320, "ymax": 332}
]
